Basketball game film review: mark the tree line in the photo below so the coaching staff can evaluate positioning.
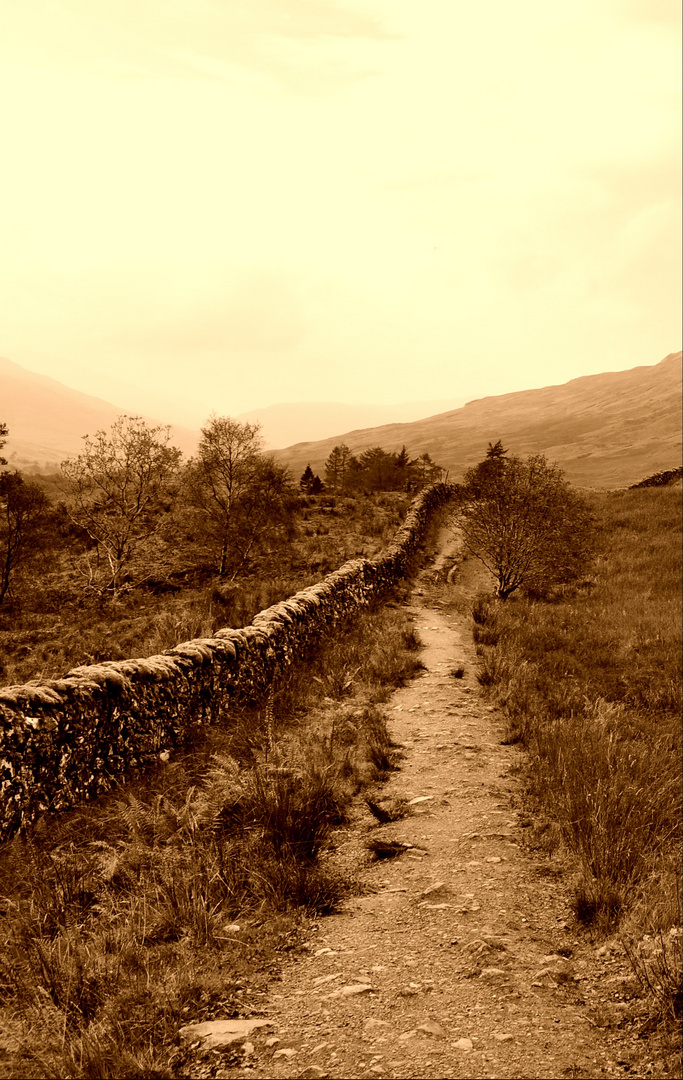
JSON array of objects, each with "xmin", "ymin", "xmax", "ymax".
[
  {"xmin": 300, "ymin": 443, "xmax": 446, "ymax": 495},
  {"xmin": 0, "ymin": 416, "xmax": 298, "ymax": 603},
  {"xmin": 0, "ymin": 417, "xmax": 594, "ymax": 610}
]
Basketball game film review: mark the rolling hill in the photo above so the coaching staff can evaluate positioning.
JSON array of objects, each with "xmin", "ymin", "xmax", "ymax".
[
  {"xmin": 2, "ymin": 351, "xmax": 680, "ymax": 487},
  {"xmin": 0, "ymin": 356, "xmax": 199, "ymax": 468},
  {"xmin": 236, "ymin": 398, "xmax": 468, "ymax": 450},
  {"xmin": 275, "ymin": 352, "xmax": 682, "ymax": 489},
  {"xmin": 0, "ymin": 355, "xmax": 463, "ymax": 468}
]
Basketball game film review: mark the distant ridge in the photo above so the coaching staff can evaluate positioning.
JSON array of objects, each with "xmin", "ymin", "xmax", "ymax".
[
  {"xmin": 0, "ymin": 355, "xmax": 464, "ymax": 468},
  {"xmin": 274, "ymin": 352, "xmax": 682, "ymax": 489},
  {"xmin": 0, "ymin": 356, "xmax": 199, "ymax": 468},
  {"xmin": 2, "ymin": 352, "xmax": 680, "ymax": 487}
]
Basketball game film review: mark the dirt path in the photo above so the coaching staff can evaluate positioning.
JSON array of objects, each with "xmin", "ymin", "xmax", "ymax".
[{"xmin": 208, "ymin": 537, "xmax": 655, "ymax": 1080}]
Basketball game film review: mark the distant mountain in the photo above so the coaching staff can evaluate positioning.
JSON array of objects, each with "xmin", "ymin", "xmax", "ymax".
[
  {"xmin": 0, "ymin": 356, "xmax": 199, "ymax": 469},
  {"xmin": 274, "ymin": 352, "xmax": 682, "ymax": 489},
  {"xmin": 3, "ymin": 351, "xmax": 680, "ymax": 487},
  {"xmin": 237, "ymin": 399, "xmax": 469, "ymax": 450}
]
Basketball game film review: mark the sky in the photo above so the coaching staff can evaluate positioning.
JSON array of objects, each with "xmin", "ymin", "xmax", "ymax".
[{"xmin": 0, "ymin": 0, "xmax": 680, "ymax": 428}]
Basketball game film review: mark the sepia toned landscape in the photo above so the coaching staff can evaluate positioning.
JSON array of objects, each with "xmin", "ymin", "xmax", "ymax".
[
  {"xmin": 0, "ymin": 349, "xmax": 680, "ymax": 1079},
  {"xmin": 1, "ymin": 2, "xmax": 680, "ymax": 1078}
]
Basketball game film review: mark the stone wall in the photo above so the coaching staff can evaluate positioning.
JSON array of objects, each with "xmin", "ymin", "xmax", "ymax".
[{"xmin": 0, "ymin": 483, "xmax": 455, "ymax": 841}]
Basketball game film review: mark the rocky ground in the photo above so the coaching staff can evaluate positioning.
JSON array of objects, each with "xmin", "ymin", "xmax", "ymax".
[{"xmin": 180, "ymin": 538, "xmax": 678, "ymax": 1080}]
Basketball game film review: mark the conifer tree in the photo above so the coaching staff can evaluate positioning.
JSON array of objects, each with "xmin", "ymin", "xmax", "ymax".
[{"xmin": 299, "ymin": 465, "xmax": 315, "ymax": 494}]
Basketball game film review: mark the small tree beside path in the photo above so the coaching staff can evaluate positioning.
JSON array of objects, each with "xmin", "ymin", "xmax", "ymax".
[{"xmin": 456, "ymin": 447, "xmax": 594, "ymax": 599}]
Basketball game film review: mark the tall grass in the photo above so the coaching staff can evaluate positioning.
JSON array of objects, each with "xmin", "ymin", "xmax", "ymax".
[
  {"xmin": 465, "ymin": 488, "xmax": 682, "ymax": 1016},
  {"xmin": 0, "ymin": 591, "xmax": 419, "ymax": 1078}
]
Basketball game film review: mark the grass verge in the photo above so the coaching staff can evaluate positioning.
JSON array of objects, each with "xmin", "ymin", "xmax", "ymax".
[
  {"xmin": 461, "ymin": 487, "xmax": 682, "ymax": 1026},
  {"xmin": 0, "ymin": 590, "xmax": 421, "ymax": 1079}
]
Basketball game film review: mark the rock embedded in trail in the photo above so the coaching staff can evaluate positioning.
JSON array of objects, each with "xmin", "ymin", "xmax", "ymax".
[
  {"xmin": 327, "ymin": 983, "xmax": 375, "ymax": 998},
  {"xmin": 417, "ymin": 881, "xmax": 447, "ymax": 899},
  {"xmin": 312, "ymin": 973, "xmax": 343, "ymax": 987},
  {"xmin": 480, "ymin": 966, "xmax": 508, "ymax": 980},
  {"xmin": 363, "ymin": 1018, "xmax": 389, "ymax": 1032},
  {"xmin": 454, "ymin": 1037, "xmax": 474, "ymax": 1051},
  {"xmin": 417, "ymin": 1021, "xmax": 447, "ymax": 1038},
  {"xmin": 178, "ymin": 1017, "xmax": 274, "ymax": 1049}
]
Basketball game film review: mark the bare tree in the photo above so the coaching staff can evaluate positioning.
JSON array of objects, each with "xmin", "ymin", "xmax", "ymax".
[
  {"xmin": 184, "ymin": 415, "xmax": 296, "ymax": 578},
  {"xmin": 458, "ymin": 451, "xmax": 593, "ymax": 599},
  {"xmin": 61, "ymin": 416, "xmax": 182, "ymax": 591}
]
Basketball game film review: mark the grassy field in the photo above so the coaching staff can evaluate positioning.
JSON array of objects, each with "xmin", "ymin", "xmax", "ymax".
[
  {"xmin": 0, "ymin": 492, "xmax": 410, "ymax": 687},
  {"xmin": 460, "ymin": 486, "xmax": 682, "ymax": 1022},
  {"xmin": 0, "ymin": 586, "xmax": 423, "ymax": 1079}
]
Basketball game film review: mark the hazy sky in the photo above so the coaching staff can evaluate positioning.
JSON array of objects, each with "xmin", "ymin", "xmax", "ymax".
[{"xmin": 1, "ymin": 0, "xmax": 680, "ymax": 427}]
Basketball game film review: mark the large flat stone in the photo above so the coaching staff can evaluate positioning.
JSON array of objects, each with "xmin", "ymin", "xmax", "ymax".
[{"xmin": 178, "ymin": 1018, "xmax": 274, "ymax": 1049}]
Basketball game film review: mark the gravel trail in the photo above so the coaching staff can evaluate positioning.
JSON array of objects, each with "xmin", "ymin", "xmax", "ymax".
[{"xmin": 201, "ymin": 538, "xmax": 656, "ymax": 1080}]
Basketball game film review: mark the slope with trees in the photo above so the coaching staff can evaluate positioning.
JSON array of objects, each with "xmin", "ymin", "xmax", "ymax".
[
  {"xmin": 0, "ymin": 413, "xmax": 417, "ymax": 685},
  {"xmin": 276, "ymin": 352, "xmax": 682, "ymax": 489}
]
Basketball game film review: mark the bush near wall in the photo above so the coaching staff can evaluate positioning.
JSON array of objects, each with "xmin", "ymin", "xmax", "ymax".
[{"xmin": 0, "ymin": 483, "xmax": 455, "ymax": 841}]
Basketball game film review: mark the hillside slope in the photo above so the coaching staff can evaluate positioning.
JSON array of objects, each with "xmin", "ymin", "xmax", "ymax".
[
  {"xmin": 275, "ymin": 352, "xmax": 682, "ymax": 488},
  {"xmin": 237, "ymin": 397, "xmax": 468, "ymax": 449},
  {"xmin": 0, "ymin": 356, "xmax": 198, "ymax": 467}
]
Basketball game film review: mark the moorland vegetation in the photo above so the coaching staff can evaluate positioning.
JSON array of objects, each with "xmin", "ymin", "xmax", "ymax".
[
  {"xmin": 0, "ymin": 416, "xmax": 443, "ymax": 687},
  {"xmin": 0, "ymin": 407, "xmax": 453, "ymax": 1076},
  {"xmin": 1, "ymin": 415, "xmax": 680, "ymax": 1073}
]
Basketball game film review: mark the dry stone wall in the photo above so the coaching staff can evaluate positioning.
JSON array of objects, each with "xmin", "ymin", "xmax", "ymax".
[{"xmin": 0, "ymin": 483, "xmax": 455, "ymax": 841}]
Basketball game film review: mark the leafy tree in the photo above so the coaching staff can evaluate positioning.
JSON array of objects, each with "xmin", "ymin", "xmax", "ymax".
[
  {"xmin": 0, "ymin": 422, "xmax": 7, "ymax": 467},
  {"xmin": 458, "ymin": 450, "xmax": 593, "ymax": 600},
  {"xmin": 465, "ymin": 440, "xmax": 508, "ymax": 498},
  {"xmin": 0, "ymin": 472, "xmax": 52, "ymax": 605},
  {"xmin": 413, "ymin": 452, "xmax": 444, "ymax": 489},
  {"xmin": 309, "ymin": 474, "xmax": 324, "ymax": 495},
  {"xmin": 61, "ymin": 416, "xmax": 182, "ymax": 592},
  {"xmin": 324, "ymin": 444, "xmax": 353, "ymax": 493},
  {"xmin": 184, "ymin": 415, "xmax": 297, "ymax": 578},
  {"xmin": 357, "ymin": 446, "xmax": 396, "ymax": 492}
]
